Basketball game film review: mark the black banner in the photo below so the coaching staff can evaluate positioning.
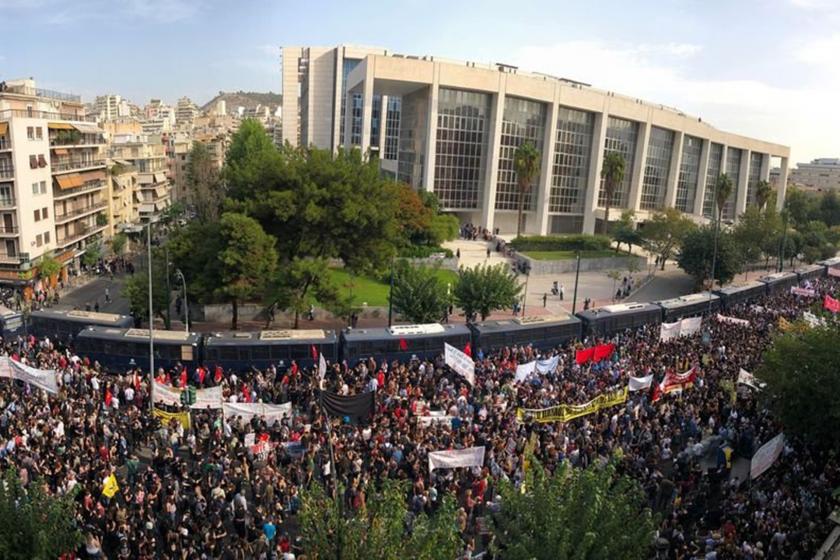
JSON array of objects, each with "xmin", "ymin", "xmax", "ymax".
[{"xmin": 320, "ymin": 390, "xmax": 374, "ymax": 424}]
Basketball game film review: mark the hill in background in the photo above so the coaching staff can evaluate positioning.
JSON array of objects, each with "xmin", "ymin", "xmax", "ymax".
[{"xmin": 201, "ymin": 91, "xmax": 282, "ymax": 114}]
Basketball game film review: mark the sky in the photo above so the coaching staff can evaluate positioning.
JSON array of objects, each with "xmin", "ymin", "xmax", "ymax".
[{"xmin": 1, "ymin": 0, "xmax": 838, "ymax": 163}]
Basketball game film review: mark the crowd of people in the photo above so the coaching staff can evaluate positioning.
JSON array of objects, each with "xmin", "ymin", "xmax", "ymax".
[{"xmin": 0, "ymin": 276, "xmax": 838, "ymax": 559}]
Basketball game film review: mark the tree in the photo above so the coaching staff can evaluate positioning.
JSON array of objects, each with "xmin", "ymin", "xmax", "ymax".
[
  {"xmin": 611, "ymin": 210, "xmax": 642, "ymax": 254},
  {"xmin": 166, "ymin": 222, "xmax": 224, "ymax": 305},
  {"xmin": 678, "ymin": 226, "xmax": 742, "ymax": 288},
  {"xmin": 641, "ymin": 208, "xmax": 696, "ymax": 270},
  {"xmin": 818, "ymin": 189, "xmax": 840, "ymax": 227},
  {"xmin": 187, "ymin": 141, "xmax": 223, "ymax": 222},
  {"xmin": 714, "ymin": 173, "xmax": 734, "ymax": 223},
  {"xmin": 453, "ymin": 263, "xmax": 522, "ymax": 322},
  {"xmin": 783, "ymin": 187, "xmax": 815, "ymax": 229},
  {"xmin": 110, "ymin": 233, "xmax": 128, "ymax": 256},
  {"xmin": 759, "ymin": 324, "xmax": 840, "ymax": 449},
  {"xmin": 390, "ymin": 262, "xmax": 450, "ymax": 323},
  {"xmin": 217, "ymin": 212, "xmax": 278, "ymax": 329},
  {"xmin": 269, "ymin": 257, "xmax": 351, "ymax": 329},
  {"xmin": 733, "ymin": 205, "xmax": 781, "ymax": 266},
  {"xmin": 222, "ymin": 119, "xmax": 283, "ymax": 201},
  {"xmin": 600, "ymin": 152, "xmax": 626, "ymax": 234},
  {"xmin": 82, "ymin": 243, "xmax": 102, "ymax": 269},
  {"xmin": 513, "ymin": 141, "xmax": 541, "ymax": 238},
  {"xmin": 388, "ymin": 182, "xmax": 433, "ymax": 248},
  {"xmin": 37, "ymin": 253, "xmax": 61, "ymax": 288},
  {"xmin": 0, "ymin": 468, "xmax": 83, "ymax": 560},
  {"xmin": 123, "ymin": 250, "xmax": 169, "ymax": 325},
  {"xmin": 299, "ymin": 479, "xmax": 461, "ymax": 560},
  {"xmin": 606, "ymin": 269, "xmax": 622, "ymax": 300},
  {"xmin": 426, "ymin": 214, "xmax": 460, "ymax": 246},
  {"xmin": 491, "ymin": 459, "xmax": 656, "ymax": 560},
  {"xmin": 754, "ymin": 179, "xmax": 773, "ymax": 211}
]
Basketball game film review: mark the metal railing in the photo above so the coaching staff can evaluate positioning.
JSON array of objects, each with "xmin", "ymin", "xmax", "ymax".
[
  {"xmin": 51, "ymin": 159, "xmax": 105, "ymax": 172},
  {"xmin": 50, "ymin": 135, "xmax": 105, "ymax": 147},
  {"xmin": 0, "ymin": 253, "xmax": 19, "ymax": 264},
  {"xmin": 0, "ymin": 167, "xmax": 13, "ymax": 179},
  {"xmin": 0, "ymin": 138, "xmax": 9, "ymax": 150},
  {"xmin": 0, "ymin": 109, "xmax": 96, "ymax": 122},
  {"xmin": 57, "ymin": 224, "xmax": 105, "ymax": 247},
  {"xmin": 53, "ymin": 181, "xmax": 105, "ymax": 200},
  {"xmin": 2, "ymin": 85, "xmax": 81, "ymax": 102},
  {"xmin": 0, "ymin": 198, "xmax": 15, "ymax": 207},
  {"xmin": 0, "ymin": 226, "xmax": 18, "ymax": 234},
  {"xmin": 54, "ymin": 202, "xmax": 107, "ymax": 223}
]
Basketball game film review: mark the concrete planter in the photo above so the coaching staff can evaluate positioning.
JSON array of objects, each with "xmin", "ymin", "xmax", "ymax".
[
  {"xmin": 403, "ymin": 256, "xmax": 459, "ymax": 271},
  {"xmin": 517, "ymin": 253, "xmax": 648, "ymax": 275},
  {"xmin": 192, "ymin": 303, "xmax": 389, "ymax": 325}
]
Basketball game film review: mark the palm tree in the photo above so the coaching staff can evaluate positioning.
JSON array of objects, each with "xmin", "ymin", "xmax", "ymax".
[
  {"xmin": 714, "ymin": 173, "xmax": 734, "ymax": 224},
  {"xmin": 755, "ymin": 179, "xmax": 772, "ymax": 211},
  {"xmin": 600, "ymin": 152, "xmax": 626, "ymax": 234},
  {"xmin": 709, "ymin": 173, "xmax": 734, "ymax": 295},
  {"xmin": 513, "ymin": 141, "xmax": 541, "ymax": 238}
]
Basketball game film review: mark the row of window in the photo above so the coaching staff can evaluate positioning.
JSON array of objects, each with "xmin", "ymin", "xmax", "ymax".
[
  {"xmin": 35, "ymin": 231, "xmax": 51, "ymax": 247},
  {"xmin": 29, "ymin": 154, "xmax": 47, "ymax": 169},
  {"xmin": 26, "ymin": 126, "xmax": 44, "ymax": 141},
  {"xmin": 31, "ymin": 181, "xmax": 47, "ymax": 195},
  {"xmin": 34, "ymin": 207, "xmax": 49, "ymax": 222}
]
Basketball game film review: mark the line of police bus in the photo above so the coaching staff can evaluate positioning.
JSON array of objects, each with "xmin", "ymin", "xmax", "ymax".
[{"xmin": 3, "ymin": 258, "xmax": 837, "ymax": 374}]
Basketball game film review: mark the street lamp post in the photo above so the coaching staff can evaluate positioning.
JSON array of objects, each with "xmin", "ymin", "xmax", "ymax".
[
  {"xmin": 387, "ymin": 258, "xmax": 395, "ymax": 327},
  {"xmin": 571, "ymin": 251, "xmax": 581, "ymax": 314},
  {"xmin": 175, "ymin": 269, "xmax": 188, "ymax": 334},
  {"xmin": 146, "ymin": 219, "xmax": 155, "ymax": 412}
]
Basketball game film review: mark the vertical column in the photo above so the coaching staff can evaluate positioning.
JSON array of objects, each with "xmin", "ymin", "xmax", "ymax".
[
  {"xmin": 536, "ymin": 97, "xmax": 558, "ymax": 235},
  {"xmin": 421, "ymin": 70, "xmax": 440, "ymax": 192},
  {"xmin": 378, "ymin": 94, "xmax": 388, "ymax": 157},
  {"xmin": 760, "ymin": 152, "xmax": 770, "ymax": 181},
  {"xmin": 627, "ymin": 119, "xmax": 651, "ymax": 214},
  {"xmin": 342, "ymin": 89, "xmax": 354, "ymax": 152},
  {"xmin": 735, "ymin": 149, "xmax": 750, "ymax": 217},
  {"xmin": 359, "ymin": 64, "xmax": 375, "ymax": 155},
  {"xmin": 582, "ymin": 111, "xmax": 608, "ymax": 234},
  {"xmin": 664, "ymin": 131, "xmax": 684, "ymax": 209},
  {"xmin": 776, "ymin": 157, "xmax": 789, "ymax": 211},
  {"xmin": 480, "ymin": 76, "xmax": 506, "ymax": 234},
  {"xmin": 331, "ymin": 49, "xmax": 344, "ymax": 153},
  {"xmin": 693, "ymin": 139, "xmax": 711, "ymax": 217}
]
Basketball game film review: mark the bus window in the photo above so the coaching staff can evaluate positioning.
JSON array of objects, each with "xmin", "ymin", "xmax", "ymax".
[
  {"xmin": 251, "ymin": 345, "xmax": 269, "ymax": 360},
  {"xmin": 181, "ymin": 345, "xmax": 194, "ymax": 361}
]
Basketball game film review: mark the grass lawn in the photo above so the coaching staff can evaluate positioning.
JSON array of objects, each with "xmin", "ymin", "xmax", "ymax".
[
  {"xmin": 327, "ymin": 267, "xmax": 458, "ymax": 307},
  {"xmin": 523, "ymin": 250, "xmax": 619, "ymax": 261}
]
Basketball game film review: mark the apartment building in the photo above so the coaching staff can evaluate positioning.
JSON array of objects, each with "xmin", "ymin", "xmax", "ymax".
[
  {"xmin": 106, "ymin": 159, "xmax": 139, "ymax": 236},
  {"xmin": 787, "ymin": 158, "xmax": 840, "ymax": 193},
  {"xmin": 108, "ymin": 134, "xmax": 171, "ymax": 221},
  {"xmin": 94, "ymin": 94, "xmax": 132, "ymax": 121},
  {"xmin": 0, "ymin": 78, "xmax": 109, "ymax": 284},
  {"xmin": 175, "ymin": 97, "xmax": 199, "ymax": 128}
]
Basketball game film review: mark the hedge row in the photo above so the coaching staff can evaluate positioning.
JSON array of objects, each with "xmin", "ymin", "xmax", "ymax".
[
  {"xmin": 509, "ymin": 234, "xmax": 612, "ymax": 252},
  {"xmin": 398, "ymin": 245, "xmax": 455, "ymax": 259}
]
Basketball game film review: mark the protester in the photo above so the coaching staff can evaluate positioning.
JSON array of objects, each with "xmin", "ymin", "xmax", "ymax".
[{"xmin": 0, "ymin": 277, "xmax": 837, "ymax": 558}]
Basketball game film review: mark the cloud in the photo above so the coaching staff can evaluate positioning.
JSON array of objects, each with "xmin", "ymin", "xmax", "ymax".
[
  {"xmin": 794, "ymin": 33, "xmax": 840, "ymax": 72},
  {"xmin": 122, "ymin": 0, "xmax": 202, "ymax": 23},
  {"xmin": 788, "ymin": 0, "xmax": 837, "ymax": 9},
  {"xmin": 512, "ymin": 40, "xmax": 837, "ymax": 163}
]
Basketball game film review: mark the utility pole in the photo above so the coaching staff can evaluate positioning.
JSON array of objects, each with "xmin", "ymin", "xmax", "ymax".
[
  {"xmin": 387, "ymin": 258, "xmax": 394, "ymax": 327},
  {"xmin": 165, "ymin": 245, "xmax": 171, "ymax": 330},
  {"xmin": 571, "ymin": 251, "xmax": 581, "ymax": 314},
  {"xmin": 176, "ymin": 269, "xmax": 188, "ymax": 333},
  {"xmin": 147, "ymin": 219, "xmax": 155, "ymax": 412},
  {"xmin": 778, "ymin": 210, "xmax": 789, "ymax": 273},
  {"xmin": 521, "ymin": 266, "xmax": 530, "ymax": 317}
]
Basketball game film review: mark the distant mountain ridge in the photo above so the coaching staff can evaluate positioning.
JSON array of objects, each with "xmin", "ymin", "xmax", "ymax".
[{"xmin": 201, "ymin": 91, "xmax": 282, "ymax": 113}]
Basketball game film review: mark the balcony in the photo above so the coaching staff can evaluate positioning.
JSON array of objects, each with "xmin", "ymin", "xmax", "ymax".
[
  {"xmin": 51, "ymin": 159, "xmax": 105, "ymax": 173},
  {"xmin": 0, "ymin": 226, "xmax": 18, "ymax": 236},
  {"xmin": 0, "ymin": 109, "xmax": 97, "ymax": 122},
  {"xmin": 2, "ymin": 85, "xmax": 81, "ymax": 103},
  {"xmin": 56, "ymin": 224, "xmax": 106, "ymax": 249},
  {"xmin": 0, "ymin": 166, "xmax": 12, "ymax": 180},
  {"xmin": 0, "ymin": 198, "xmax": 15, "ymax": 208},
  {"xmin": 0, "ymin": 253, "xmax": 19, "ymax": 265},
  {"xmin": 0, "ymin": 138, "xmax": 9, "ymax": 151},
  {"xmin": 53, "ymin": 181, "xmax": 105, "ymax": 201},
  {"xmin": 54, "ymin": 202, "xmax": 107, "ymax": 224}
]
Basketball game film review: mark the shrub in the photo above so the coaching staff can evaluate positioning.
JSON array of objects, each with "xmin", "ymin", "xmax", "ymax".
[
  {"xmin": 398, "ymin": 245, "xmax": 454, "ymax": 259},
  {"xmin": 509, "ymin": 234, "xmax": 611, "ymax": 252}
]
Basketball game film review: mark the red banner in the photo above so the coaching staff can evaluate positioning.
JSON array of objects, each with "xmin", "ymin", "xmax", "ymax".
[
  {"xmin": 653, "ymin": 367, "xmax": 697, "ymax": 402},
  {"xmin": 824, "ymin": 295, "xmax": 840, "ymax": 313},
  {"xmin": 575, "ymin": 347, "xmax": 595, "ymax": 365},
  {"xmin": 592, "ymin": 343, "xmax": 615, "ymax": 363}
]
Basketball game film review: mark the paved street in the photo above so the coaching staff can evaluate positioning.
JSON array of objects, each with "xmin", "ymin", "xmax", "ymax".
[{"xmin": 54, "ymin": 274, "xmax": 132, "ymax": 316}]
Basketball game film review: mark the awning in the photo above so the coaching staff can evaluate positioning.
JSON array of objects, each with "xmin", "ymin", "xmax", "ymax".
[
  {"xmin": 78, "ymin": 169, "xmax": 106, "ymax": 183},
  {"xmin": 53, "ymin": 148, "xmax": 69, "ymax": 156},
  {"xmin": 139, "ymin": 203, "xmax": 155, "ymax": 214},
  {"xmin": 154, "ymin": 172, "xmax": 167, "ymax": 183},
  {"xmin": 48, "ymin": 122, "xmax": 74, "ymax": 130},
  {"xmin": 55, "ymin": 174, "xmax": 78, "ymax": 190},
  {"xmin": 72, "ymin": 122, "xmax": 104, "ymax": 135},
  {"xmin": 154, "ymin": 186, "xmax": 168, "ymax": 198},
  {"xmin": 0, "ymin": 123, "xmax": 7, "ymax": 135}
]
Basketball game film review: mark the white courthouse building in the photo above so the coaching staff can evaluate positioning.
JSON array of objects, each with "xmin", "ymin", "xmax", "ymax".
[{"xmin": 280, "ymin": 45, "xmax": 790, "ymax": 235}]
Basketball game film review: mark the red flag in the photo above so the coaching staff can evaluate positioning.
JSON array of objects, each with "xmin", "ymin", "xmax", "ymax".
[
  {"xmin": 291, "ymin": 361, "xmax": 298, "ymax": 376},
  {"xmin": 824, "ymin": 295, "xmax": 840, "ymax": 313},
  {"xmin": 104, "ymin": 388, "xmax": 113, "ymax": 408},
  {"xmin": 311, "ymin": 345, "xmax": 318, "ymax": 360},
  {"xmin": 592, "ymin": 343, "xmax": 615, "ymax": 363},
  {"xmin": 575, "ymin": 347, "xmax": 595, "ymax": 365},
  {"xmin": 214, "ymin": 365, "xmax": 223, "ymax": 383},
  {"xmin": 463, "ymin": 342, "xmax": 472, "ymax": 357},
  {"xmin": 651, "ymin": 382, "xmax": 662, "ymax": 403},
  {"xmin": 399, "ymin": 338, "xmax": 408, "ymax": 351},
  {"xmin": 198, "ymin": 367, "xmax": 206, "ymax": 385},
  {"xmin": 179, "ymin": 368, "xmax": 187, "ymax": 388}
]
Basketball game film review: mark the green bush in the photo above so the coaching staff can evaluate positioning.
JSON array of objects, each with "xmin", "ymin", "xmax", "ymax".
[
  {"xmin": 510, "ymin": 234, "xmax": 611, "ymax": 252},
  {"xmin": 398, "ymin": 245, "xmax": 454, "ymax": 259}
]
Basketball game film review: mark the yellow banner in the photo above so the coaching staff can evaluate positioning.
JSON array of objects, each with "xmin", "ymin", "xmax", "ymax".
[
  {"xmin": 153, "ymin": 407, "xmax": 191, "ymax": 429},
  {"xmin": 516, "ymin": 387, "xmax": 628, "ymax": 424},
  {"xmin": 102, "ymin": 473, "xmax": 119, "ymax": 499}
]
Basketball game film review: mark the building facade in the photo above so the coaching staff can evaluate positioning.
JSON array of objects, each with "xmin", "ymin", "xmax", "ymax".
[
  {"xmin": 106, "ymin": 159, "xmax": 138, "ymax": 236},
  {"xmin": 108, "ymin": 134, "xmax": 171, "ymax": 221},
  {"xmin": 787, "ymin": 158, "xmax": 840, "ymax": 193},
  {"xmin": 281, "ymin": 46, "xmax": 791, "ymax": 234},
  {"xmin": 0, "ymin": 78, "xmax": 110, "ymax": 282}
]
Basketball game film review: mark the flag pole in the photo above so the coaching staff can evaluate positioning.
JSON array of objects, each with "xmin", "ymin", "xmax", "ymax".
[{"xmin": 319, "ymin": 391, "xmax": 342, "ymax": 560}]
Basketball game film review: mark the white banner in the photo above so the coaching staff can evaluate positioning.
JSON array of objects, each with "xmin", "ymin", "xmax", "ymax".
[
  {"xmin": 0, "ymin": 358, "xmax": 12, "ymax": 379},
  {"xmin": 428, "ymin": 446, "xmax": 485, "ymax": 472},
  {"xmin": 444, "ymin": 343, "xmax": 475, "ymax": 386},
  {"xmin": 802, "ymin": 311, "xmax": 825, "ymax": 328},
  {"xmin": 716, "ymin": 314, "xmax": 750, "ymax": 327},
  {"xmin": 191, "ymin": 385, "xmax": 223, "ymax": 410},
  {"xmin": 790, "ymin": 286, "xmax": 816, "ymax": 297},
  {"xmin": 659, "ymin": 321, "xmax": 681, "ymax": 341},
  {"xmin": 737, "ymin": 368, "xmax": 766, "ymax": 391},
  {"xmin": 153, "ymin": 381, "xmax": 183, "ymax": 407},
  {"xmin": 680, "ymin": 316, "xmax": 702, "ymax": 336},
  {"xmin": 223, "ymin": 402, "xmax": 292, "ymax": 425},
  {"xmin": 318, "ymin": 353, "xmax": 327, "ymax": 388},
  {"xmin": 418, "ymin": 412, "xmax": 454, "ymax": 427},
  {"xmin": 535, "ymin": 355, "xmax": 560, "ymax": 374},
  {"xmin": 514, "ymin": 361, "xmax": 536, "ymax": 383},
  {"xmin": 750, "ymin": 433, "xmax": 785, "ymax": 480},
  {"xmin": 9, "ymin": 359, "xmax": 58, "ymax": 394},
  {"xmin": 628, "ymin": 374, "xmax": 654, "ymax": 392}
]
